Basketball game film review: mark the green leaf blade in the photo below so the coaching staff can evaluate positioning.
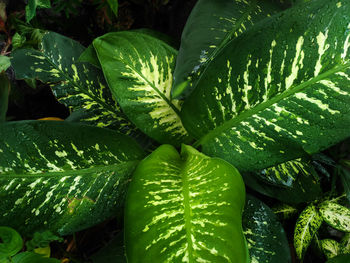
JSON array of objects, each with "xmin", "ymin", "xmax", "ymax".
[
  {"xmin": 0, "ymin": 227, "xmax": 23, "ymax": 259},
  {"xmin": 125, "ymin": 144, "xmax": 248, "ymax": 262},
  {"xmin": 321, "ymin": 239, "xmax": 340, "ymax": 259},
  {"xmin": 93, "ymin": 32, "xmax": 190, "ymax": 146},
  {"xmin": 0, "ymin": 121, "xmax": 145, "ymax": 235},
  {"xmin": 294, "ymin": 204, "xmax": 323, "ymax": 259},
  {"xmin": 319, "ymin": 202, "xmax": 350, "ymax": 232},
  {"xmin": 173, "ymin": 0, "xmax": 283, "ymax": 99},
  {"xmin": 182, "ymin": 0, "xmax": 350, "ymax": 172}
]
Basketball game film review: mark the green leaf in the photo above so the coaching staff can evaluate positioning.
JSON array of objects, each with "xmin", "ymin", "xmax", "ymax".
[
  {"xmin": 326, "ymin": 254, "xmax": 350, "ymax": 263},
  {"xmin": 294, "ymin": 204, "xmax": 323, "ymax": 259},
  {"xmin": 340, "ymin": 233, "xmax": 350, "ymax": 254},
  {"xmin": 11, "ymin": 31, "xmax": 135, "ymax": 133},
  {"xmin": 181, "ymin": 0, "xmax": 350, "ymax": 172},
  {"xmin": 12, "ymin": 252, "xmax": 60, "ymax": 263},
  {"xmin": 0, "ymin": 227, "xmax": 23, "ymax": 260},
  {"xmin": 26, "ymin": 231, "xmax": 63, "ymax": 251},
  {"xmin": 25, "ymin": 0, "xmax": 51, "ymax": 23},
  {"xmin": 107, "ymin": 0, "xmax": 118, "ymax": 18},
  {"xmin": 172, "ymin": 0, "xmax": 283, "ymax": 99},
  {"xmin": 93, "ymin": 32, "xmax": 190, "ymax": 146},
  {"xmin": 338, "ymin": 167, "xmax": 350, "ymax": 202},
  {"xmin": 0, "ymin": 56, "xmax": 10, "ymax": 72},
  {"xmin": 319, "ymin": 201, "xmax": 350, "ymax": 232},
  {"xmin": 272, "ymin": 203, "xmax": 298, "ymax": 220},
  {"xmin": 0, "ymin": 73, "xmax": 10, "ymax": 122},
  {"xmin": 243, "ymin": 195, "xmax": 291, "ymax": 263},
  {"xmin": 255, "ymin": 158, "xmax": 317, "ymax": 187},
  {"xmin": 0, "ymin": 121, "xmax": 145, "ymax": 235},
  {"xmin": 125, "ymin": 144, "xmax": 248, "ymax": 262},
  {"xmin": 12, "ymin": 33, "xmax": 27, "ymax": 51},
  {"xmin": 321, "ymin": 239, "xmax": 340, "ymax": 259},
  {"xmin": 78, "ymin": 44, "xmax": 101, "ymax": 69}
]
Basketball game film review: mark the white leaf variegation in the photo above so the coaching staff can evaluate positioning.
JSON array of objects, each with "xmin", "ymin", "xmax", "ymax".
[
  {"xmin": 319, "ymin": 201, "xmax": 350, "ymax": 232},
  {"xmin": 93, "ymin": 32, "xmax": 190, "ymax": 146}
]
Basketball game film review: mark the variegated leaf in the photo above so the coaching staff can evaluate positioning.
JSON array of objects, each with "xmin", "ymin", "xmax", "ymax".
[
  {"xmin": 11, "ymin": 31, "xmax": 135, "ymax": 133},
  {"xmin": 321, "ymin": 239, "xmax": 340, "ymax": 259},
  {"xmin": 93, "ymin": 32, "xmax": 190, "ymax": 146},
  {"xmin": 125, "ymin": 144, "xmax": 248, "ymax": 262},
  {"xmin": 181, "ymin": 0, "xmax": 350, "ymax": 172},
  {"xmin": 273, "ymin": 203, "xmax": 298, "ymax": 220},
  {"xmin": 319, "ymin": 201, "xmax": 350, "ymax": 232},
  {"xmin": 340, "ymin": 233, "xmax": 350, "ymax": 254},
  {"xmin": 256, "ymin": 158, "xmax": 317, "ymax": 187},
  {"xmin": 0, "ymin": 121, "xmax": 145, "ymax": 235},
  {"xmin": 294, "ymin": 204, "xmax": 323, "ymax": 259},
  {"xmin": 243, "ymin": 195, "xmax": 291, "ymax": 263},
  {"xmin": 172, "ymin": 0, "xmax": 284, "ymax": 99}
]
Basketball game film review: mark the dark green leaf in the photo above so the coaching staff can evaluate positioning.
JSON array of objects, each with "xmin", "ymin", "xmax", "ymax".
[
  {"xmin": 339, "ymin": 167, "xmax": 350, "ymax": 202},
  {"xmin": 294, "ymin": 204, "xmax": 323, "ymax": 259},
  {"xmin": 26, "ymin": 231, "xmax": 63, "ymax": 251},
  {"xmin": 107, "ymin": 0, "xmax": 118, "ymax": 18},
  {"xmin": 125, "ymin": 144, "xmax": 248, "ymax": 262},
  {"xmin": 173, "ymin": 0, "xmax": 283, "ymax": 99},
  {"xmin": 243, "ymin": 195, "xmax": 291, "ymax": 263},
  {"xmin": 78, "ymin": 44, "xmax": 101, "ymax": 69},
  {"xmin": 25, "ymin": 0, "xmax": 51, "ymax": 23},
  {"xmin": 0, "ymin": 227, "xmax": 23, "ymax": 260},
  {"xmin": 182, "ymin": 0, "xmax": 350, "ymax": 172},
  {"xmin": 340, "ymin": 233, "xmax": 350, "ymax": 254},
  {"xmin": 0, "ymin": 121, "xmax": 145, "ymax": 235},
  {"xmin": 12, "ymin": 252, "xmax": 60, "ymax": 263},
  {"xmin": 93, "ymin": 32, "xmax": 190, "ymax": 146},
  {"xmin": 326, "ymin": 254, "xmax": 350, "ymax": 263},
  {"xmin": 0, "ymin": 73, "xmax": 9, "ymax": 122}
]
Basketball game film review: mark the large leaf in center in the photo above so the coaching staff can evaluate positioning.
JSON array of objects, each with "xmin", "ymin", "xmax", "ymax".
[
  {"xmin": 125, "ymin": 144, "xmax": 248, "ymax": 262},
  {"xmin": 181, "ymin": 0, "xmax": 350, "ymax": 172},
  {"xmin": 0, "ymin": 121, "xmax": 145, "ymax": 235},
  {"xmin": 93, "ymin": 32, "xmax": 190, "ymax": 146}
]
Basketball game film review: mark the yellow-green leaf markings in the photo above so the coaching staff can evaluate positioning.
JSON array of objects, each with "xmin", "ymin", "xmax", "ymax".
[
  {"xmin": 340, "ymin": 233, "xmax": 350, "ymax": 254},
  {"xmin": 172, "ymin": 0, "xmax": 284, "ymax": 99},
  {"xmin": 11, "ymin": 32, "xmax": 134, "ymax": 132},
  {"xmin": 93, "ymin": 32, "xmax": 190, "ymax": 146},
  {"xmin": 0, "ymin": 121, "xmax": 145, "ymax": 235},
  {"xmin": 125, "ymin": 144, "xmax": 248, "ymax": 262},
  {"xmin": 294, "ymin": 204, "xmax": 323, "ymax": 259},
  {"xmin": 321, "ymin": 239, "xmax": 340, "ymax": 259},
  {"xmin": 243, "ymin": 195, "xmax": 291, "ymax": 263},
  {"xmin": 319, "ymin": 202, "xmax": 350, "ymax": 232},
  {"xmin": 181, "ymin": 0, "xmax": 350, "ymax": 172}
]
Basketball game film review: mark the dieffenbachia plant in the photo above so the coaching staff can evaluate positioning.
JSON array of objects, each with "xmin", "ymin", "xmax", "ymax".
[{"xmin": 2, "ymin": 0, "xmax": 350, "ymax": 261}]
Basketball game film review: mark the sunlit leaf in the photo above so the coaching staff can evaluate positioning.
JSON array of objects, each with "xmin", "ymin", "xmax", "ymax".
[{"xmin": 319, "ymin": 201, "xmax": 350, "ymax": 232}]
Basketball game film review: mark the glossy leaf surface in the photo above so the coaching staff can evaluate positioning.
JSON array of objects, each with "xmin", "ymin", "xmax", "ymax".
[
  {"xmin": 0, "ymin": 121, "xmax": 144, "ymax": 235},
  {"xmin": 0, "ymin": 227, "xmax": 23, "ymax": 260},
  {"xmin": 11, "ymin": 32, "xmax": 133, "ymax": 132},
  {"xmin": 242, "ymin": 195, "xmax": 291, "ymax": 263},
  {"xmin": 319, "ymin": 202, "xmax": 350, "ymax": 232},
  {"xmin": 125, "ymin": 144, "xmax": 248, "ymax": 262},
  {"xmin": 94, "ymin": 32, "xmax": 189, "ymax": 146},
  {"xmin": 173, "ymin": 0, "xmax": 283, "ymax": 98},
  {"xmin": 294, "ymin": 204, "xmax": 323, "ymax": 259},
  {"xmin": 182, "ymin": 0, "xmax": 350, "ymax": 172}
]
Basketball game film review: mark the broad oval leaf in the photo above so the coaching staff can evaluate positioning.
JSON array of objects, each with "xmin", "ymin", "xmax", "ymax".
[
  {"xmin": 11, "ymin": 31, "xmax": 134, "ymax": 132},
  {"xmin": 321, "ymin": 239, "xmax": 340, "ymax": 259},
  {"xmin": 319, "ymin": 201, "xmax": 350, "ymax": 232},
  {"xmin": 294, "ymin": 204, "xmax": 323, "ymax": 259},
  {"xmin": 93, "ymin": 32, "xmax": 190, "ymax": 146},
  {"xmin": 326, "ymin": 254, "xmax": 350, "ymax": 263},
  {"xmin": 0, "ymin": 121, "xmax": 145, "ymax": 235},
  {"xmin": 243, "ymin": 195, "xmax": 291, "ymax": 263},
  {"xmin": 125, "ymin": 144, "xmax": 248, "ymax": 262},
  {"xmin": 181, "ymin": 0, "xmax": 350, "ymax": 172},
  {"xmin": 0, "ymin": 227, "xmax": 23, "ymax": 259},
  {"xmin": 172, "ymin": 0, "xmax": 284, "ymax": 99}
]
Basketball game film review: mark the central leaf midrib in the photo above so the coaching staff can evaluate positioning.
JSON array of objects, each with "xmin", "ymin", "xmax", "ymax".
[
  {"xmin": 0, "ymin": 160, "xmax": 139, "ymax": 179},
  {"xmin": 181, "ymin": 163, "xmax": 194, "ymax": 262},
  {"xmin": 194, "ymin": 62, "xmax": 350, "ymax": 147}
]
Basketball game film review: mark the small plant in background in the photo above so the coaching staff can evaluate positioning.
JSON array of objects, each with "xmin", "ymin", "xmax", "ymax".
[{"xmin": 0, "ymin": 0, "xmax": 350, "ymax": 262}]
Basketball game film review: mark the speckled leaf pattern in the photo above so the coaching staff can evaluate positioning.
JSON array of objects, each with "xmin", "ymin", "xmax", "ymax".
[
  {"xmin": 294, "ymin": 204, "xmax": 323, "ymax": 259},
  {"xmin": 93, "ymin": 32, "xmax": 190, "ymax": 146},
  {"xmin": 11, "ymin": 32, "xmax": 134, "ymax": 132},
  {"xmin": 242, "ymin": 195, "xmax": 291, "ymax": 263},
  {"xmin": 172, "ymin": 0, "xmax": 283, "ymax": 99},
  {"xmin": 272, "ymin": 204, "xmax": 298, "ymax": 220},
  {"xmin": 125, "ymin": 144, "xmax": 248, "ymax": 263},
  {"xmin": 340, "ymin": 233, "xmax": 350, "ymax": 254},
  {"xmin": 0, "ymin": 121, "xmax": 145, "ymax": 235},
  {"xmin": 181, "ymin": 0, "xmax": 350, "ymax": 172},
  {"xmin": 319, "ymin": 202, "xmax": 350, "ymax": 232},
  {"xmin": 256, "ymin": 158, "xmax": 316, "ymax": 187},
  {"xmin": 321, "ymin": 239, "xmax": 340, "ymax": 259}
]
